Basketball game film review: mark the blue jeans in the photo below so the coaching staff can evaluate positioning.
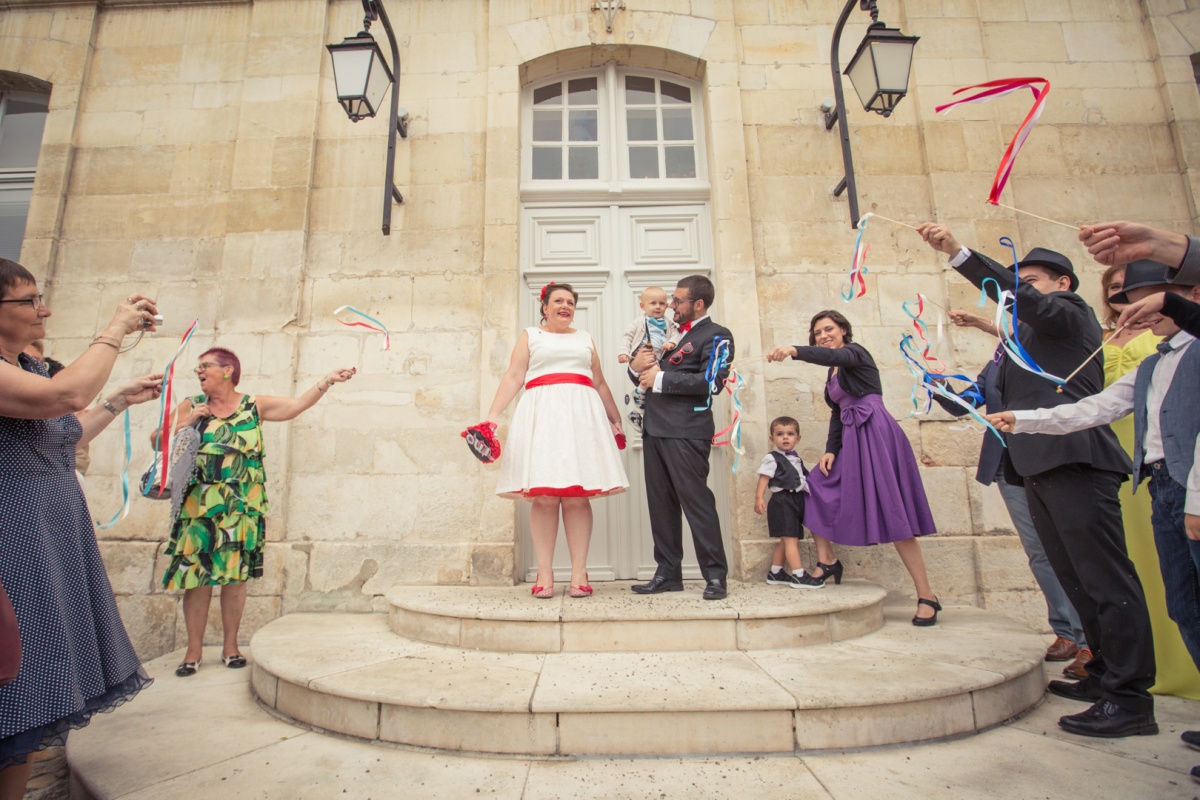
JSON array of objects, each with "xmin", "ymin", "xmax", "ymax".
[
  {"xmin": 1148, "ymin": 462, "xmax": 1200, "ymax": 670},
  {"xmin": 996, "ymin": 469, "xmax": 1088, "ymax": 647}
]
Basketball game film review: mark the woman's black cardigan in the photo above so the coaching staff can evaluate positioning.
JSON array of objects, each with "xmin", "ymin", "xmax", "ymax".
[{"xmin": 789, "ymin": 342, "xmax": 882, "ymax": 455}]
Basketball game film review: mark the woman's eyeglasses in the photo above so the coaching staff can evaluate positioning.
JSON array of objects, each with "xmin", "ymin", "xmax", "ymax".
[
  {"xmin": 669, "ymin": 341, "xmax": 695, "ymax": 364},
  {"xmin": 195, "ymin": 362, "xmax": 223, "ymax": 373},
  {"xmin": 0, "ymin": 295, "xmax": 44, "ymax": 310}
]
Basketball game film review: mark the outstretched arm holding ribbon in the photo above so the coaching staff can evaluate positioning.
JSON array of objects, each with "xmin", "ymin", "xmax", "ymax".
[{"xmin": 77, "ymin": 374, "xmax": 163, "ymax": 446}]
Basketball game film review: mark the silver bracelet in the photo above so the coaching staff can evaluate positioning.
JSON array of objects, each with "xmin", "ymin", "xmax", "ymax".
[
  {"xmin": 101, "ymin": 398, "xmax": 120, "ymax": 416},
  {"xmin": 316, "ymin": 381, "xmax": 328, "ymax": 393}
]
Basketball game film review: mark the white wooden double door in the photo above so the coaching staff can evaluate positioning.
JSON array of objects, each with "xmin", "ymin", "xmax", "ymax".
[{"xmin": 516, "ymin": 204, "xmax": 733, "ymax": 581}]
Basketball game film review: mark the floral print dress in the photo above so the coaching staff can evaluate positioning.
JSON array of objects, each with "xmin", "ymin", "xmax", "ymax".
[{"xmin": 161, "ymin": 394, "xmax": 267, "ymax": 589}]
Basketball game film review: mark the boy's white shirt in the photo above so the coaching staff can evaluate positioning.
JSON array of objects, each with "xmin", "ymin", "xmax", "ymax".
[
  {"xmin": 757, "ymin": 448, "xmax": 810, "ymax": 494},
  {"xmin": 1009, "ymin": 331, "xmax": 1200, "ymax": 515}
]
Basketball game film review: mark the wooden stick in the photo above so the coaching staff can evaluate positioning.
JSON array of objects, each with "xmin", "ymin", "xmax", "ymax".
[
  {"xmin": 993, "ymin": 202, "xmax": 1080, "ymax": 231},
  {"xmin": 1056, "ymin": 325, "xmax": 1126, "ymax": 392},
  {"xmin": 864, "ymin": 212, "xmax": 920, "ymax": 231}
]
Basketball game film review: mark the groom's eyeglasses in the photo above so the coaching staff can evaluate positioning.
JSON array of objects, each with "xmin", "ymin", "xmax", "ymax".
[{"xmin": 669, "ymin": 342, "xmax": 695, "ymax": 365}]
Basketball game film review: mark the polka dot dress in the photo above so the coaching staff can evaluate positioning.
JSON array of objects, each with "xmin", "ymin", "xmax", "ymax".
[{"xmin": 0, "ymin": 354, "xmax": 150, "ymax": 767}]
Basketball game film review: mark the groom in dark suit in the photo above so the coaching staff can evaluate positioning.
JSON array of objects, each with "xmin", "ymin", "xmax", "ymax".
[
  {"xmin": 919, "ymin": 223, "xmax": 1155, "ymax": 740},
  {"xmin": 628, "ymin": 275, "xmax": 733, "ymax": 600}
]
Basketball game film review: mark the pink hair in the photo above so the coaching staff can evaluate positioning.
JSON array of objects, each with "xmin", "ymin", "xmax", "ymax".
[{"xmin": 200, "ymin": 347, "xmax": 241, "ymax": 386}]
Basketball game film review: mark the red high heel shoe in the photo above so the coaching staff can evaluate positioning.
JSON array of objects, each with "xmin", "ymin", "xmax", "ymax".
[{"xmin": 531, "ymin": 584, "xmax": 554, "ymax": 599}]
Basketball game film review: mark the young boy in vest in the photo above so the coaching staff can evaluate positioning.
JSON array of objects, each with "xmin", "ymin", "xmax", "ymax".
[{"xmin": 755, "ymin": 417, "xmax": 823, "ymax": 588}]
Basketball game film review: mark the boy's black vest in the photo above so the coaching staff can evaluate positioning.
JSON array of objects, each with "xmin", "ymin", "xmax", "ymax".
[{"xmin": 768, "ymin": 451, "xmax": 806, "ymax": 492}]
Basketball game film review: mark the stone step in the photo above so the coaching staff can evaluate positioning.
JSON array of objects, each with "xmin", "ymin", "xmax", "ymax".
[
  {"xmin": 386, "ymin": 580, "xmax": 888, "ymax": 652},
  {"xmin": 249, "ymin": 605, "xmax": 1047, "ymax": 757}
]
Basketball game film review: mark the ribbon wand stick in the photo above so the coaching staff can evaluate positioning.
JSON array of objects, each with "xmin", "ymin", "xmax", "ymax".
[{"xmin": 1056, "ymin": 325, "xmax": 1127, "ymax": 393}]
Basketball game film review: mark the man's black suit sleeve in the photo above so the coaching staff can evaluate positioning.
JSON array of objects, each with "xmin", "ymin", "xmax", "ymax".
[
  {"xmin": 1162, "ymin": 291, "xmax": 1200, "ymax": 339},
  {"xmin": 954, "ymin": 250, "xmax": 1091, "ymax": 338}
]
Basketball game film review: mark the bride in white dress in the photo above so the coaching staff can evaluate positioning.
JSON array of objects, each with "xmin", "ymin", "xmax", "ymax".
[{"xmin": 484, "ymin": 283, "xmax": 628, "ymax": 599}]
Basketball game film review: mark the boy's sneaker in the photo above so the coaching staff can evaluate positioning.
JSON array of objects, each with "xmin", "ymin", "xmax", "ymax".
[
  {"xmin": 633, "ymin": 388, "xmax": 647, "ymax": 410},
  {"xmin": 627, "ymin": 410, "xmax": 644, "ymax": 435},
  {"xmin": 790, "ymin": 570, "xmax": 825, "ymax": 589},
  {"xmin": 766, "ymin": 569, "xmax": 791, "ymax": 586}
]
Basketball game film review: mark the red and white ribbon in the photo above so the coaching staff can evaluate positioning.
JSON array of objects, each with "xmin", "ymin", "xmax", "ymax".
[{"xmin": 936, "ymin": 77, "xmax": 1050, "ymax": 205}]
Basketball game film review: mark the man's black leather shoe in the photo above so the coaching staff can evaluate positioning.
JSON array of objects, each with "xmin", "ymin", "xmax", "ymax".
[
  {"xmin": 1047, "ymin": 678, "xmax": 1102, "ymax": 702},
  {"xmin": 702, "ymin": 579, "xmax": 727, "ymax": 600},
  {"xmin": 1058, "ymin": 700, "xmax": 1158, "ymax": 738},
  {"xmin": 631, "ymin": 575, "xmax": 684, "ymax": 594}
]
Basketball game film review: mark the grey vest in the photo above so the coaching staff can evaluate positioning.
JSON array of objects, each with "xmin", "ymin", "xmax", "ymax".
[{"xmin": 1132, "ymin": 339, "xmax": 1200, "ymax": 491}]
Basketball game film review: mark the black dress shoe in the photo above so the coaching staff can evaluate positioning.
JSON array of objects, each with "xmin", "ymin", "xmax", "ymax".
[
  {"xmin": 1058, "ymin": 700, "xmax": 1158, "ymax": 738},
  {"xmin": 631, "ymin": 575, "xmax": 684, "ymax": 594},
  {"xmin": 1182, "ymin": 730, "xmax": 1200, "ymax": 751},
  {"xmin": 1047, "ymin": 678, "xmax": 1102, "ymax": 702},
  {"xmin": 702, "ymin": 579, "xmax": 727, "ymax": 600}
]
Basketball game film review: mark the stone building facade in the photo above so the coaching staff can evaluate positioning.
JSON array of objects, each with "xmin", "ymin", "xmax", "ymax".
[{"xmin": 1, "ymin": 0, "xmax": 1198, "ymax": 659}]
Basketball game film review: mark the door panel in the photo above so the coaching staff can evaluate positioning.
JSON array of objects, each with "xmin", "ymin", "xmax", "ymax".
[{"xmin": 518, "ymin": 204, "xmax": 729, "ymax": 581}]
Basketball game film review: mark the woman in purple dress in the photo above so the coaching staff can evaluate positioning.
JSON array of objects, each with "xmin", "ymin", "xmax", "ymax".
[{"xmin": 768, "ymin": 310, "xmax": 941, "ymax": 625}]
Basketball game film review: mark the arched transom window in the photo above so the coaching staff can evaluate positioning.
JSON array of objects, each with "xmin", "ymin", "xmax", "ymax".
[{"xmin": 522, "ymin": 66, "xmax": 707, "ymax": 198}]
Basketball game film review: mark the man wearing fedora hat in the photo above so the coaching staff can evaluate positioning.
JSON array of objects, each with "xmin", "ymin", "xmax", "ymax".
[
  {"xmin": 918, "ymin": 223, "xmax": 1155, "ymax": 739},
  {"xmin": 992, "ymin": 260, "xmax": 1200, "ymax": 762}
]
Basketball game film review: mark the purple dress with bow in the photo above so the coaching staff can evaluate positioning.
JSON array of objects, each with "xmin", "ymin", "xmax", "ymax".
[{"xmin": 804, "ymin": 374, "xmax": 936, "ymax": 545}]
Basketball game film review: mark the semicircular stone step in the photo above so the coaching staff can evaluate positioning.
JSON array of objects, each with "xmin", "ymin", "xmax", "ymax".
[
  {"xmin": 386, "ymin": 580, "xmax": 888, "ymax": 652},
  {"xmin": 249, "ymin": 605, "xmax": 1047, "ymax": 758}
]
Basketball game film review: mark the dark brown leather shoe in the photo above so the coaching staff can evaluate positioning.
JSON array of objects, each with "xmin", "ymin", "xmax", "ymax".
[
  {"xmin": 1045, "ymin": 636, "xmax": 1079, "ymax": 662},
  {"xmin": 1062, "ymin": 648, "xmax": 1093, "ymax": 679}
]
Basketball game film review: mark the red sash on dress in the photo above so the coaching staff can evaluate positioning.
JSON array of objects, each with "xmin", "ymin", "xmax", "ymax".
[{"xmin": 524, "ymin": 372, "xmax": 594, "ymax": 390}]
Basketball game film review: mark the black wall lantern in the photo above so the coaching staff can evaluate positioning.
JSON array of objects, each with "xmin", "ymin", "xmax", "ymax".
[
  {"xmin": 824, "ymin": 1, "xmax": 919, "ymax": 226},
  {"xmin": 326, "ymin": 0, "xmax": 408, "ymax": 235}
]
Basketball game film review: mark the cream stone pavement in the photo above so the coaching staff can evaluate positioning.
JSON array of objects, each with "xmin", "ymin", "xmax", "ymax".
[
  {"xmin": 68, "ymin": 611, "xmax": 1197, "ymax": 799},
  {"xmin": 66, "ymin": 655, "xmax": 1198, "ymax": 799}
]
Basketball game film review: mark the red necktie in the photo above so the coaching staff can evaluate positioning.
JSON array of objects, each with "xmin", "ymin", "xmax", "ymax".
[{"xmin": 679, "ymin": 321, "xmax": 692, "ymax": 334}]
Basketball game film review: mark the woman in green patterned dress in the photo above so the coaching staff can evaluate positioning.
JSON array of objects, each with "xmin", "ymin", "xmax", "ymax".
[{"xmin": 154, "ymin": 347, "xmax": 355, "ymax": 677}]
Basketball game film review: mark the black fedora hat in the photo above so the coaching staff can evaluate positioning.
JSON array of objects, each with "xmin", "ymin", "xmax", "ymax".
[
  {"xmin": 1108, "ymin": 260, "xmax": 1174, "ymax": 305},
  {"xmin": 1014, "ymin": 247, "xmax": 1079, "ymax": 292}
]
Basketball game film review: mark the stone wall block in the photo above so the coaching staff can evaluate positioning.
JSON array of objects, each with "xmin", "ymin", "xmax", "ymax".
[
  {"xmin": 919, "ymin": 466, "xmax": 972, "ymax": 534},
  {"xmin": 968, "ymin": 479, "xmax": 1017, "ymax": 536},
  {"xmin": 409, "ymin": 133, "xmax": 486, "ymax": 186},
  {"xmin": 170, "ymin": 142, "xmax": 236, "ymax": 193},
  {"xmin": 270, "ymin": 137, "xmax": 315, "ymax": 188},
  {"xmin": 408, "ymin": 32, "xmax": 481, "ymax": 74},
  {"xmin": 115, "ymin": 595, "xmax": 178, "ymax": 659},
  {"xmin": 1062, "ymin": 21, "xmax": 1151, "ymax": 61},
  {"xmin": 470, "ymin": 544, "xmax": 516, "ymax": 585},
  {"xmin": 309, "ymin": 276, "xmax": 414, "ymax": 335},
  {"xmin": 919, "ymin": 421, "xmax": 982, "ymax": 468},
  {"xmin": 90, "ymin": 45, "xmax": 183, "ymax": 87},
  {"xmin": 180, "ymin": 41, "xmax": 248, "ymax": 84},
  {"xmin": 98, "ymin": 541, "xmax": 163, "ymax": 596},
  {"xmin": 981, "ymin": 22, "xmax": 1068, "ymax": 62},
  {"xmin": 975, "ymin": 535, "xmax": 1040, "ymax": 593},
  {"xmin": 400, "ymin": 182, "xmax": 485, "ymax": 233},
  {"xmin": 225, "ymin": 187, "xmax": 308, "ymax": 233},
  {"xmin": 909, "ymin": 17, "xmax": 985, "ymax": 59},
  {"xmin": 304, "ymin": 542, "xmax": 471, "ymax": 597},
  {"xmin": 243, "ymin": 35, "xmax": 324, "ymax": 80},
  {"xmin": 739, "ymin": 25, "xmax": 821, "ymax": 65},
  {"xmin": 837, "ymin": 535, "xmax": 979, "ymax": 605}
]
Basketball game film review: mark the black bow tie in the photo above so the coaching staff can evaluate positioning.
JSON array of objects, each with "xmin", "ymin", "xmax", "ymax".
[{"xmin": 1157, "ymin": 342, "xmax": 1174, "ymax": 355}]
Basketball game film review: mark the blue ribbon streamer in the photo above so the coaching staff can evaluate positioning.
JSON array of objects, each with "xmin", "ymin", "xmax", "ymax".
[
  {"xmin": 898, "ymin": 333, "xmax": 1005, "ymax": 446},
  {"xmin": 693, "ymin": 336, "xmax": 730, "ymax": 412},
  {"xmin": 96, "ymin": 408, "xmax": 132, "ymax": 529},
  {"xmin": 977, "ymin": 240, "xmax": 1066, "ymax": 387}
]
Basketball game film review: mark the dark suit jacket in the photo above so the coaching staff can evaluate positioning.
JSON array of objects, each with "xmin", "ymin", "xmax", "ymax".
[
  {"xmin": 954, "ymin": 250, "xmax": 1131, "ymax": 478},
  {"xmin": 932, "ymin": 360, "xmax": 1004, "ymax": 485},
  {"xmin": 635, "ymin": 317, "xmax": 733, "ymax": 441}
]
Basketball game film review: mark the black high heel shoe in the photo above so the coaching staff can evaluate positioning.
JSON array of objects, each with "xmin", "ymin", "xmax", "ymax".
[
  {"xmin": 912, "ymin": 597, "xmax": 941, "ymax": 627},
  {"xmin": 811, "ymin": 560, "xmax": 843, "ymax": 585}
]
